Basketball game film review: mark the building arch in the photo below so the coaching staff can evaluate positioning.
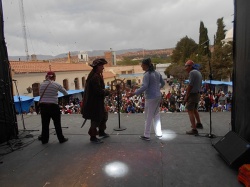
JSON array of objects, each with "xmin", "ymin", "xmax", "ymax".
[
  {"xmin": 74, "ymin": 78, "xmax": 79, "ymax": 90},
  {"xmin": 32, "ymin": 83, "xmax": 40, "ymax": 97},
  {"xmin": 82, "ymin": 76, "xmax": 86, "ymax": 88},
  {"xmin": 63, "ymin": 79, "xmax": 69, "ymax": 90}
]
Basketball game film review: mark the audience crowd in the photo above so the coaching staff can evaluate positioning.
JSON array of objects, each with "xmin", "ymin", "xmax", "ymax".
[
  {"xmin": 104, "ymin": 84, "xmax": 232, "ymax": 114},
  {"xmin": 27, "ymin": 84, "xmax": 232, "ymax": 115}
]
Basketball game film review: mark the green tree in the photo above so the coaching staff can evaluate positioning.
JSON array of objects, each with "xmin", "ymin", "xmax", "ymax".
[
  {"xmin": 211, "ymin": 17, "xmax": 231, "ymax": 80},
  {"xmin": 165, "ymin": 64, "xmax": 188, "ymax": 81},
  {"xmin": 198, "ymin": 21, "xmax": 210, "ymax": 57},
  {"xmin": 166, "ymin": 36, "xmax": 198, "ymax": 81},
  {"xmin": 214, "ymin": 17, "xmax": 226, "ymax": 46},
  {"xmin": 212, "ymin": 42, "xmax": 233, "ymax": 80},
  {"xmin": 197, "ymin": 21, "xmax": 211, "ymax": 80},
  {"xmin": 171, "ymin": 36, "xmax": 198, "ymax": 64}
]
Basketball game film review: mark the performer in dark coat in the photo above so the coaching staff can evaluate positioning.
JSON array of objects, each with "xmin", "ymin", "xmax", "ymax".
[{"xmin": 81, "ymin": 58, "xmax": 110, "ymax": 144}]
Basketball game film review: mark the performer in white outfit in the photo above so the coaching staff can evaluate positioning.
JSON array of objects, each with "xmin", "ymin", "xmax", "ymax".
[{"xmin": 128, "ymin": 58, "xmax": 165, "ymax": 141}]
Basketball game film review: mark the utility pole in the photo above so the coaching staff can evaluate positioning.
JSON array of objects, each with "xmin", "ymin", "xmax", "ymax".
[{"xmin": 19, "ymin": 0, "xmax": 29, "ymax": 61}]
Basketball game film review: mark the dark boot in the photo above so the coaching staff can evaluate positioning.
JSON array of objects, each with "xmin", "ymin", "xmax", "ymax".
[
  {"xmin": 90, "ymin": 136, "xmax": 103, "ymax": 144},
  {"xmin": 99, "ymin": 130, "xmax": 110, "ymax": 138}
]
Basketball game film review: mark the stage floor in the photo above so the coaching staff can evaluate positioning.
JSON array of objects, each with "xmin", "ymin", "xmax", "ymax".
[{"xmin": 0, "ymin": 112, "xmax": 243, "ymax": 187}]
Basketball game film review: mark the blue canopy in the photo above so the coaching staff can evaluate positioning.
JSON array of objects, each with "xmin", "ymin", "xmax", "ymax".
[
  {"xmin": 184, "ymin": 80, "xmax": 206, "ymax": 84},
  {"xmin": 33, "ymin": 89, "xmax": 84, "ymax": 102},
  {"xmin": 184, "ymin": 80, "xmax": 232, "ymax": 86},
  {"xmin": 203, "ymin": 80, "xmax": 233, "ymax": 86},
  {"xmin": 13, "ymin": 95, "xmax": 34, "ymax": 114}
]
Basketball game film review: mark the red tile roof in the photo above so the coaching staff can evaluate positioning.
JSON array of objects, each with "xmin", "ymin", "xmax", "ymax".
[{"xmin": 10, "ymin": 61, "xmax": 92, "ymax": 74}]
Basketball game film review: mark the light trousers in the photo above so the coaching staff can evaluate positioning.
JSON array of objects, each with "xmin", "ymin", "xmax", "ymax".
[{"xmin": 144, "ymin": 97, "xmax": 162, "ymax": 138}]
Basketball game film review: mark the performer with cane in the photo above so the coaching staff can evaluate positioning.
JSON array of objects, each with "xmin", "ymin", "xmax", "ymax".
[{"xmin": 81, "ymin": 58, "xmax": 110, "ymax": 144}]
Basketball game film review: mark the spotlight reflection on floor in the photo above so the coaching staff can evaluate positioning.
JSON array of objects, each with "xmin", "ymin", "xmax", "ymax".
[
  {"xmin": 104, "ymin": 161, "xmax": 129, "ymax": 178},
  {"xmin": 161, "ymin": 129, "xmax": 177, "ymax": 141}
]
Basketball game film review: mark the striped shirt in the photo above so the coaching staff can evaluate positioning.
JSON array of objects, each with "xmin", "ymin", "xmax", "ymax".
[{"xmin": 39, "ymin": 80, "xmax": 68, "ymax": 104}]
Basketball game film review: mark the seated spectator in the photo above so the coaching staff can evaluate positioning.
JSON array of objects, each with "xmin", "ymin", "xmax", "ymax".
[
  {"xmin": 127, "ymin": 104, "xmax": 135, "ymax": 113},
  {"xmin": 198, "ymin": 97, "xmax": 206, "ymax": 112},
  {"xmin": 168, "ymin": 104, "xmax": 176, "ymax": 112},
  {"xmin": 211, "ymin": 100, "xmax": 219, "ymax": 112},
  {"xmin": 225, "ymin": 100, "xmax": 232, "ymax": 111},
  {"xmin": 180, "ymin": 103, "xmax": 186, "ymax": 112}
]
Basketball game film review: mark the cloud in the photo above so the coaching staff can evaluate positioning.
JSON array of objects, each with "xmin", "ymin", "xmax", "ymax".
[{"xmin": 2, "ymin": 0, "xmax": 234, "ymax": 56}]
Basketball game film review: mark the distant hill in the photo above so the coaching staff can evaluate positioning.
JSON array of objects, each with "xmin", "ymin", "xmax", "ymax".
[{"xmin": 8, "ymin": 48, "xmax": 144, "ymax": 61}]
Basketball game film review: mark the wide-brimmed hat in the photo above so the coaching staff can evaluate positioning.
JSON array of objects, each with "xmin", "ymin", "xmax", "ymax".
[{"xmin": 89, "ymin": 58, "xmax": 108, "ymax": 67}]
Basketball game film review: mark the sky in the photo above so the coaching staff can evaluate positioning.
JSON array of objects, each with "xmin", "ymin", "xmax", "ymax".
[{"xmin": 2, "ymin": 0, "xmax": 234, "ymax": 56}]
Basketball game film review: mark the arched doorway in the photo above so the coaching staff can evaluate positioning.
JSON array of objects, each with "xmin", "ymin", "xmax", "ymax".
[
  {"xmin": 63, "ymin": 79, "xmax": 69, "ymax": 90},
  {"xmin": 74, "ymin": 78, "xmax": 79, "ymax": 90}
]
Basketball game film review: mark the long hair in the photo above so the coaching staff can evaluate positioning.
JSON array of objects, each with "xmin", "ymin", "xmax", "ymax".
[{"xmin": 142, "ymin": 58, "xmax": 154, "ymax": 73}]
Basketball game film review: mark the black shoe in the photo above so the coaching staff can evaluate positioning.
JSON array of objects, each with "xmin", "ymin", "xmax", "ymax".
[
  {"xmin": 186, "ymin": 129, "xmax": 198, "ymax": 135},
  {"xmin": 38, "ymin": 135, "xmax": 42, "ymax": 141},
  {"xmin": 90, "ymin": 137, "xmax": 103, "ymax": 144},
  {"xmin": 99, "ymin": 132, "xmax": 110, "ymax": 138},
  {"xmin": 59, "ymin": 138, "xmax": 68, "ymax": 143},
  {"xmin": 196, "ymin": 123, "xmax": 203, "ymax": 129},
  {"xmin": 42, "ymin": 141, "xmax": 48, "ymax": 144},
  {"xmin": 139, "ymin": 135, "xmax": 150, "ymax": 141}
]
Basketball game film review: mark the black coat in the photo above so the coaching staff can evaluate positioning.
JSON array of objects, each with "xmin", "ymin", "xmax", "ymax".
[{"xmin": 81, "ymin": 70, "xmax": 109, "ymax": 122}]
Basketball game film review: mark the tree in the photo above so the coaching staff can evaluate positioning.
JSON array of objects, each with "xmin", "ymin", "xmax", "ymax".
[
  {"xmin": 171, "ymin": 36, "xmax": 198, "ymax": 64},
  {"xmin": 198, "ymin": 21, "xmax": 210, "ymax": 57},
  {"xmin": 211, "ymin": 17, "xmax": 232, "ymax": 80},
  {"xmin": 197, "ymin": 21, "xmax": 211, "ymax": 80},
  {"xmin": 164, "ymin": 64, "xmax": 188, "ymax": 82},
  {"xmin": 166, "ymin": 36, "xmax": 198, "ymax": 81},
  {"xmin": 212, "ymin": 42, "xmax": 233, "ymax": 80},
  {"xmin": 214, "ymin": 18, "xmax": 226, "ymax": 46}
]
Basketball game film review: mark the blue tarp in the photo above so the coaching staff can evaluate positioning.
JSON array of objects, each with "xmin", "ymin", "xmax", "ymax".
[
  {"xmin": 33, "ymin": 89, "xmax": 84, "ymax": 102},
  {"xmin": 13, "ymin": 95, "xmax": 34, "ymax": 114},
  {"xmin": 12, "ymin": 89, "xmax": 98, "ymax": 113},
  {"xmin": 184, "ymin": 80, "xmax": 206, "ymax": 84},
  {"xmin": 203, "ymin": 80, "xmax": 233, "ymax": 86},
  {"xmin": 184, "ymin": 80, "xmax": 232, "ymax": 86}
]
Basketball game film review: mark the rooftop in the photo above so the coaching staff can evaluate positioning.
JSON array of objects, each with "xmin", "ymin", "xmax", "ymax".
[{"xmin": 10, "ymin": 61, "xmax": 92, "ymax": 74}]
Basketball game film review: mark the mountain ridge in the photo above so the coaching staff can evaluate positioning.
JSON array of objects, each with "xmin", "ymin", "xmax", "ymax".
[
  {"xmin": 8, "ymin": 48, "xmax": 144, "ymax": 61},
  {"xmin": 8, "ymin": 48, "xmax": 174, "ymax": 61}
]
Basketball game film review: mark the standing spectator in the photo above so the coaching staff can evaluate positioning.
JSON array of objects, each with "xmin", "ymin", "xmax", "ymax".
[
  {"xmin": 39, "ymin": 71, "xmax": 68, "ymax": 144},
  {"xmin": 184, "ymin": 60, "xmax": 203, "ymax": 135},
  {"xmin": 128, "ymin": 58, "xmax": 165, "ymax": 141},
  {"xmin": 204, "ymin": 93, "xmax": 210, "ymax": 112},
  {"xmin": 218, "ymin": 91, "xmax": 227, "ymax": 111},
  {"xmin": 165, "ymin": 90, "xmax": 171, "ymax": 100},
  {"xmin": 81, "ymin": 58, "xmax": 110, "ymax": 144}
]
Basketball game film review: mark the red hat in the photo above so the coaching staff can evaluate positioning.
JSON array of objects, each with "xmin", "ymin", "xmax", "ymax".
[
  {"xmin": 46, "ymin": 71, "xmax": 56, "ymax": 79},
  {"xmin": 185, "ymin": 60, "xmax": 194, "ymax": 66}
]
